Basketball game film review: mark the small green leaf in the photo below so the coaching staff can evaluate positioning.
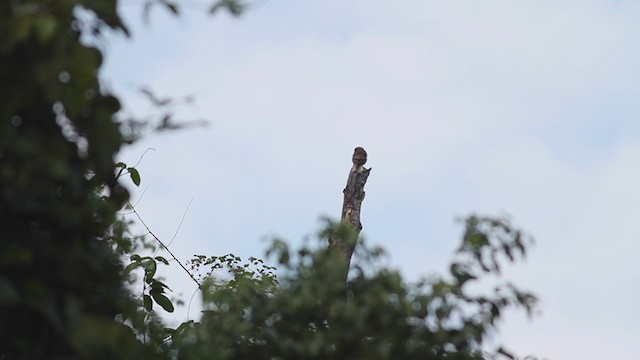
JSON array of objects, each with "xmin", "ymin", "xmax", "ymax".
[
  {"xmin": 155, "ymin": 256, "xmax": 169, "ymax": 265},
  {"xmin": 503, "ymin": 243, "xmax": 514, "ymax": 262},
  {"xmin": 172, "ymin": 320, "xmax": 194, "ymax": 340},
  {"xmin": 143, "ymin": 259, "xmax": 157, "ymax": 278},
  {"xmin": 143, "ymin": 294, "xmax": 153, "ymax": 311},
  {"xmin": 153, "ymin": 294, "xmax": 175, "ymax": 313},
  {"xmin": 123, "ymin": 261, "xmax": 142, "ymax": 275},
  {"xmin": 128, "ymin": 167, "xmax": 141, "ymax": 186},
  {"xmin": 149, "ymin": 287, "xmax": 163, "ymax": 297},
  {"xmin": 161, "ymin": 0, "xmax": 180, "ymax": 15},
  {"xmin": 150, "ymin": 279, "xmax": 171, "ymax": 292},
  {"xmin": 175, "ymin": 320, "xmax": 194, "ymax": 335},
  {"xmin": 209, "ymin": 0, "xmax": 245, "ymax": 16},
  {"xmin": 496, "ymin": 347, "xmax": 516, "ymax": 359}
]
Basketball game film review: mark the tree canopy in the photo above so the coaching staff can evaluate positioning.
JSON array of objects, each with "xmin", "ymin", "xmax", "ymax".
[{"xmin": 0, "ymin": 2, "xmax": 539, "ymax": 359}]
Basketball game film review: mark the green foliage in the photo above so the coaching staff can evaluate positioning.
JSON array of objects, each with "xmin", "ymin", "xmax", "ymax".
[
  {"xmin": 125, "ymin": 253, "xmax": 175, "ymax": 313},
  {"xmin": 0, "ymin": 0, "xmax": 134, "ymax": 358},
  {"xmin": 188, "ymin": 254, "xmax": 278, "ymax": 288},
  {"xmin": 172, "ymin": 218, "xmax": 538, "ymax": 360}
]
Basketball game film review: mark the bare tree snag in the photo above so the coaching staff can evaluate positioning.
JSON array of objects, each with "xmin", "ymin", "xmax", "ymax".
[{"xmin": 329, "ymin": 147, "xmax": 371, "ymax": 269}]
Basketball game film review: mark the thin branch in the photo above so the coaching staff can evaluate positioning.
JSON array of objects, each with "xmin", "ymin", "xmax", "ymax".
[
  {"xmin": 167, "ymin": 198, "xmax": 193, "ymax": 248},
  {"xmin": 133, "ymin": 147, "xmax": 156, "ymax": 168},
  {"xmin": 116, "ymin": 186, "xmax": 149, "ymax": 215},
  {"xmin": 128, "ymin": 201, "xmax": 202, "ymax": 288},
  {"xmin": 131, "ymin": 185, "xmax": 150, "ymax": 208},
  {"xmin": 187, "ymin": 286, "xmax": 199, "ymax": 321},
  {"xmin": 151, "ymin": 197, "xmax": 193, "ymax": 257}
]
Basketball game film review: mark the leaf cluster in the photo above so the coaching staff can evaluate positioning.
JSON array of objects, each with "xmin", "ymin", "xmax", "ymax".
[
  {"xmin": 171, "ymin": 218, "xmax": 540, "ymax": 360},
  {"xmin": 0, "ymin": 1, "xmax": 134, "ymax": 358}
]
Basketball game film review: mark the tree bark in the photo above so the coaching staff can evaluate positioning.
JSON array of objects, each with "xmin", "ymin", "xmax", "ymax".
[{"xmin": 329, "ymin": 147, "xmax": 371, "ymax": 269}]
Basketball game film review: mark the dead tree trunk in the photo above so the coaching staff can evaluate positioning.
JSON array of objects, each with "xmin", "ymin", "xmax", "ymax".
[{"xmin": 329, "ymin": 147, "xmax": 371, "ymax": 270}]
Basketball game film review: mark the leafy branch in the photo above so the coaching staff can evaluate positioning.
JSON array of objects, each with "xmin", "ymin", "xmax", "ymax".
[{"xmin": 127, "ymin": 201, "xmax": 202, "ymax": 289}]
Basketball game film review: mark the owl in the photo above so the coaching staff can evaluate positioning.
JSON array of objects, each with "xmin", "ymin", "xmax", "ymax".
[{"xmin": 352, "ymin": 147, "xmax": 367, "ymax": 166}]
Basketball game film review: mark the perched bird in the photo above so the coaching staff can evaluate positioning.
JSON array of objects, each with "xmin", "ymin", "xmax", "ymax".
[{"xmin": 352, "ymin": 147, "xmax": 367, "ymax": 166}]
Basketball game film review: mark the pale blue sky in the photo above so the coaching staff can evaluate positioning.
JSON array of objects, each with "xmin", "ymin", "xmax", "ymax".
[{"xmin": 104, "ymin": 1, "xmax": 640, "ymax": 358}]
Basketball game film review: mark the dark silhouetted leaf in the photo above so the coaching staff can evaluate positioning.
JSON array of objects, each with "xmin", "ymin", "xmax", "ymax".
[
  {"xmin": 153, "ymin": 294, "xmax": 174, "ymax": 313},
  {"xmin": 143, "ymin": 294, "xmax": 153, "ymax": 311},
  {"xmin": 128, "ymin": 167, "xmax": 141, "ymax": 186}
]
